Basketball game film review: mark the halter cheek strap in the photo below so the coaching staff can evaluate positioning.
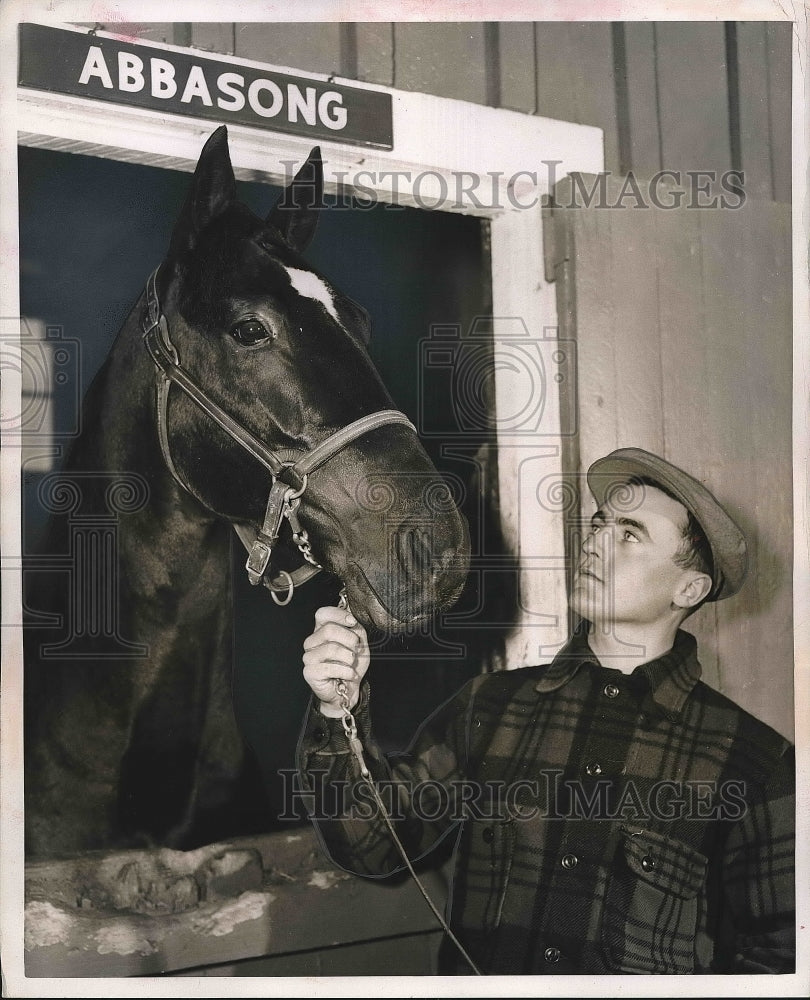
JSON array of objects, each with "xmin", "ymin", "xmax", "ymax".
[{"xmin": 141, "ymin": 268, "xmax": 416, "ymax": 603}]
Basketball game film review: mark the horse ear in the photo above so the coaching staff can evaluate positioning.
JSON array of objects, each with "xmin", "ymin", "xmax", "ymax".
[
  {"xmin": 266, "ymin": 147, "xmax": 323, "ymax": 252},
  {"xmin": 170, "ymin": 126, "xmax": 236, "ymax": 253}
]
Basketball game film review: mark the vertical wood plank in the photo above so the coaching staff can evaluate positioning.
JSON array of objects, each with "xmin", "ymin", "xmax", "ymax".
[
  {"xmin": 698, "ymin": 199, "xmax": 793, "ymax": 737},
  {"xmin": 562, "ymin": 179, "xmax": 620, "ymax": 471},
  {"xmin": 655, "ymin": 22, "xmax": 732, "ymax": 177},
  {"xmin": 355, "ymin": 22, "xmax": 394, "ymax": 85},
  {"xmin": 654, "ymin": 198, "xmax": 721, "ymax": 689},
  {"xmin": 234, "ymin": 22, "xmax": 342, "ymax": 77},
  {"xmin": 338, "ymin": 23, "xmax": 358, "ymax": 80},
  {"xmin": 603, "ymin": 191, "xmax": 665, "ymax": 455},
  {"xmin": 498, "ymin": 22, "xmax": 537, "ymax": 113},
  {"xmin": 534, "ymin": 23, "xmax": 619, "ymax": 174},
  {"xmin": 766, "ymin": 21, "xmax": 792, "ymax": 203},
  {"xmin": 557, "ymin": 182, "xmax": 618, "ymax": 643},
  {"xmin": 735, "ymin": 23, "xmax": 773, "ymax": 200},
  {"xmin": 623, "ymin": 22, "xmax": 661, "ymax": 176},
  {"xmin": 544, "ymin": 194, "xmax": 581, "ymax": 639},
  {"xmin": 393, "ymin": 23, "xmax": 488, "ymax": 104},
  {"xmin": 191, "ymin": 23, "xmax": 234, "ymax": 55}
]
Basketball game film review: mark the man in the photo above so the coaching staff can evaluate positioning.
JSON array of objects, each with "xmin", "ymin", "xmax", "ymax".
[{"xmin": 296, "ymin": 448, "xmax": 795, "ymax": 975}]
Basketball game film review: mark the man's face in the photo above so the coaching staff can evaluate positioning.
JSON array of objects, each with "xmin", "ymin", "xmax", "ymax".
[{"xmin": 571, "ymin": 482, "xmax": 695, "ymax": 629}]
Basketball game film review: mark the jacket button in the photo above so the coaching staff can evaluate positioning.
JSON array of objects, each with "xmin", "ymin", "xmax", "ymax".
[
  {"xmin": 312, "ymin": 728, "xmax": 326, "ymax": 742},
  {"xmin": 585, "ymin": 762, "xmax": 602, "ymax": 776},
  {"xmin": 561, "ymin": 853, "xmax": 578, "ymax": 870},
  {"xmin": 544, "ymin": 946, "xmax": 561, "ymax": 963},
  {"xmin": 641, "ymin": 855, "xmax": 656, "ymax": 872},
  {"xmin": 603, "ymin": 683, "xmax": 620, "ymax": 698},
  {"xmin": 482, "ymin": 827, "xmax": 494, "ymax": 843}
]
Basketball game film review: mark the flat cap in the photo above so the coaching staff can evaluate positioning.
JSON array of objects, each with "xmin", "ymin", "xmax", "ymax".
[{"xmin": 587, "ymin": 448, "xmax": 748, "ymax": 600}]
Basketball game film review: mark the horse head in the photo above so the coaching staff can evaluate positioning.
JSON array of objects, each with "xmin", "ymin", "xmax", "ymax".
[{"xmin": 150, "ymin": 126, "xmax": 470, "ymax": 632}]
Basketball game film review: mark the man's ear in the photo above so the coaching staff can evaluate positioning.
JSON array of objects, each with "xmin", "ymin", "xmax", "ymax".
[{"xmin": 674, "ymin": 572, "xmax": 713, "ymax": 610}]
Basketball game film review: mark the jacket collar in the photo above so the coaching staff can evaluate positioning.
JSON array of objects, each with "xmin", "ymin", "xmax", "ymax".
[
  {"xmin": 536, "ymin": 627, "xmax": 702, "ymax": 721},
  {"xmin": 534, "ymin": 627, "xmax": 597, "ymax": 693}
]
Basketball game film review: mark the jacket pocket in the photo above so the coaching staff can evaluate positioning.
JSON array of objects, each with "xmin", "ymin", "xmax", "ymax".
[{"xmin": 601, "ymin": 824, "xmax": 707, "ymax": 974}]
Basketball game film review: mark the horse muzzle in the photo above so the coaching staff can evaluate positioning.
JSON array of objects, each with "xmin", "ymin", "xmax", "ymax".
[{"xmin": 340, "ymin": 507, "xmax": 471, "ymax": 632}]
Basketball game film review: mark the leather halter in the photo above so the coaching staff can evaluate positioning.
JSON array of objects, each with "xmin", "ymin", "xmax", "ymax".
[{"xmin": 141, "ymin": 268, "xmax": 416, "ymax": 602}]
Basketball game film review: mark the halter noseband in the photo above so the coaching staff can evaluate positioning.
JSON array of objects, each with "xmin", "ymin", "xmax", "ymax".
[{"xmin": 141, "ymin": 268, "xmax": 416, "ymax": 604}]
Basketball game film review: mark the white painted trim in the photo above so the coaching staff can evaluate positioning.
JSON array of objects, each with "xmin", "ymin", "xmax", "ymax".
[
  {"xmin": 16, "ymin": 21, "xmax": 603, "ymax": 215},
  {"xmin": 11, "ymin": 19, "xmax": 604, "ymax": 666},
  {"xmin": 490, "ymin": 208, "xmax": 573, "ymax": 665}
]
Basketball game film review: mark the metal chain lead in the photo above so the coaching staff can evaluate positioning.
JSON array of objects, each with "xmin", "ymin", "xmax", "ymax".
[
  {"xmin": 284, "ymin": 494, "xmax": 323, "ymax": 568},
  {"xmin": 335, "ymin": 586, "xmax": 369, "ymax": 777},
  {"xmin": 328, "ymin": 586, "xmax": 481, "ymax": 975}
]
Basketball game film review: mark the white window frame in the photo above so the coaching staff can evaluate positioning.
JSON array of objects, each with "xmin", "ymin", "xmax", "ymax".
[{"xmin": 7, "ymin": 20, "xmax": 604, "ymax": 667}]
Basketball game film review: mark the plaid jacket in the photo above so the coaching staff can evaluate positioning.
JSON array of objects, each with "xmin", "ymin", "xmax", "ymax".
[{"xmin": 296, "ymin": 629, "xmax": 795, "ymax": 975}]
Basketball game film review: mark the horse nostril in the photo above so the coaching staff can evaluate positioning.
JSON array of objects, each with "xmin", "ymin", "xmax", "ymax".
[
  {"xmin": 396, "ymin": 525, "xmax": 432, "ymax": 575},
  {"xmin": 396, "ymin": 527, "xmax": 467, "ymax": 592}
]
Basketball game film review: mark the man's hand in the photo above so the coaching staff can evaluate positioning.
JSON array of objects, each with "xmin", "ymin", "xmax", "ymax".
[{"xmin": 302, "ymin": 605, "xmax": 370, "ymax": 718}]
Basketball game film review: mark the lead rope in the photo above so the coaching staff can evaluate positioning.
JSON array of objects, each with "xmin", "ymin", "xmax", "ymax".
[{"xmin": 333, "ymin": 589, "xmax": 484, "ymax": 977}]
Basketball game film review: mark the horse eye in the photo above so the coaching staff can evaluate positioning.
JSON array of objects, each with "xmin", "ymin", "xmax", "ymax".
[{"xmin": 231, "ymin": 319, "xmax": 273, "ymax": 346}]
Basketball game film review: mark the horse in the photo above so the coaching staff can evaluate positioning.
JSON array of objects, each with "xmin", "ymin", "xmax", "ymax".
[{"xmin": 23, "ymin": 125, "xmax": 471, "ymax": 860}]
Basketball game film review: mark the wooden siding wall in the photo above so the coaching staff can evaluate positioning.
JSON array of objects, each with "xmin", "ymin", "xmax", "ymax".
[
  {"xmin": 544, "ymin": 177, "xmax": 793, "ymax": 740},
  {"xmin": 106, "ymin": 20, "xmax": 792, "ymax": 203}
]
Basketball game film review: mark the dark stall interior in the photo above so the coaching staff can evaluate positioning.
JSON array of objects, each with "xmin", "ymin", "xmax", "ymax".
[{"xmin": 19, "ymin": 144, "xmax": 507, "ymax": 837}]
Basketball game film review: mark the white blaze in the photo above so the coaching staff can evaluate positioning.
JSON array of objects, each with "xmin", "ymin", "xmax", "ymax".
[{"xmin": 285, "ymin": 267, "xmax": 341, "ymax": 325}]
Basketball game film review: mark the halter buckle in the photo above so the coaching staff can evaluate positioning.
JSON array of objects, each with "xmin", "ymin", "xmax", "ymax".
[
  {"xmin": 245, "ymin": 478, "xmax": 296, "ymax": 586},
  {"xmin": 245, "ymin": 539, "xmax": 273, "ymax": 586}
]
